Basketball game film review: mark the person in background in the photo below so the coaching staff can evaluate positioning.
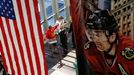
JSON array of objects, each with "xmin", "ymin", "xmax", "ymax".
[
  {"xmin": 84, "ymin": 10, "xmax": 134, "ymax": 75},
  {"xmin": 45, "ymin": 25, "xmax": 58, "ymax": 55},
  {"xmin": 45, "ymin": 25, "xmax": 58, "ymax": 40},
  {"xmin": 56, "ymin": 16, "xmax": 64, "ymax": 33},
  {"xmin": 56, "ymin": 16, "xmax": 68, "ymax": 56}
]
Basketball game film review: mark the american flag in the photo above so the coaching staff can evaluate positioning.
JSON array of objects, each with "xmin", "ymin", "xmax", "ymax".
[{"xmin": 0, "ymin": 0, "xmax": 48, "ymax": 75}]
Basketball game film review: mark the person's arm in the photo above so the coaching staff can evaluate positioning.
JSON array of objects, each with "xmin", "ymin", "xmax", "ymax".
[{"xmin": 51, "ymin": 25, "xmax": 58, "ymax": 32}]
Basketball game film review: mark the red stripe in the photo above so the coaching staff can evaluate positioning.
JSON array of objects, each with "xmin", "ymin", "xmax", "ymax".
[
  {"xmin": 0, "ymin": 19, "xmax": 8, "ymax": 74},
  {"xmin": 24, "ymin": 0, "xmax": 41, "ymax": 75},
  {"xmin": 0, "ymin": 17, "xmax": 15, "ymax": 74},
  {"xmin": 13, "ymin": 20, "xmax": 28, "ymax": 75},
  {"xmin": 5, "ymin": 18, "xmax": 21, "ymax": 75},
  {"xmin": 0, "ymin": 40, "xmax": 8, "ymax": 73},
  {"xmin": 0, "ymin": 16, "xmax": 8, "ymax": 74},
  {"xmin": 16, "ymin": 0, "xmax": 34, "ymax": 75},
  {"xmin": 33, "ymin": 0, "xmax": 48, "ymax": 75}
]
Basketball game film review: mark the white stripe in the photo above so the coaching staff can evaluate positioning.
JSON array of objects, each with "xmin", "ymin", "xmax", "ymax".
[
  {"xmin": 9, "ymin": 20, "xmax": 24, "ymax": 75},
  {"xmin": 12, "ymin": 0, "xmax": 31, "ymax": 75},
  {"xmin": 20, "ymin": 0, "xmax": 37, "ymax": 75},
  {"xmin": 0, "ymin": 28, "xmax": 11, "ymax": 74},
  {"xmin": 29, "ymin": 0, "xmax": 45, "ymax": 75},
  {"xmin": 2, "ymin": 17, "xmax": 18, "ymax": 75}
]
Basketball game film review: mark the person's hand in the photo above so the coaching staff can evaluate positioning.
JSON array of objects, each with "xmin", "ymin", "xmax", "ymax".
[{"xmin": 55, "ymin": 34, "xmax": 58, "ymax": 36}]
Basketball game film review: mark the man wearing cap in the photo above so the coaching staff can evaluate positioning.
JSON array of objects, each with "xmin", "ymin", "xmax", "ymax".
[{"xmin": 84, "ymin": 10, "xmax": 134, "ymax": 75}]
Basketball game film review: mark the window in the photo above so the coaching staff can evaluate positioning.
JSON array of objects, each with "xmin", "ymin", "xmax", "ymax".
[
  {"xmin": 127, "ymin": 30, "xmax": 131, "ymax": 36},
  {"xmin": 114, "ymin": 13, "xmax": 117, "ymax": 16},
  {"xmin": 59, "ymin": 9, "xmax": 66, "ymax": 19},
  {"xmin": 118, "ymin": 25, "xmax": 121, "ymax": 31},
  {"xmin": 38, "ymin": 4, "xmax": 43, "ymax": 21},
  {"xmin": 123, "ymin": 8, "xmax": 126, "ymax": 12},
  {"xmin": 127, "ymin": 22, "xmax": 131, "ymax": 27},
  {"xmin": 118, "ymin": 4, "xmax": 121, "ymax": 7},
  {"xmin": 123, "ymin": 32, "xmax": 127, "ymax": 36},
  {"xmin": 39, "ymin": 0, "xmax": 69, "ymax": 29},
  {"xmin": 58, "ymin": 0, "xmax": 65, "ymax": 10},
  {"xmin": 118, "ymin": 18, "xmax": 120, "ymax": 23},
  {"xmin": 123, "ymin": 1, "xmax": 126, "ymax": 4},
  {"xmin": 127, "ymin": 14, "xmax": 131, "ymax": 19},
  {"xmin": 115, "ymin": 6, "xmax": 117, "ymax": 9},
  {"xmin": 123, "ymin": 16, "xmax": 126, "ymax": 21},
  {"xmin": 47, "ymin": 16, "xmax": 55, "ymax": 26},
  {"xmin": 45, "ymin": 0, "xmax": 53, "ymax": 17},
  {"xmin": 58, "ymin": 0, "xmax": 66, "ymax": 19},
  {"xmin": 123, "ymin": 24, "xmax": 127, "ymax": 29},
  {"xmin": 118, "ymin": 10, "xmax": 121, "ymax": 15},
  {"xmin": 114, "ymin": 0, "xmax": 117, "ymax": 3},
  {"xmin": 127, "ymin": 6, "xmax": 131, "ymax": 10}
]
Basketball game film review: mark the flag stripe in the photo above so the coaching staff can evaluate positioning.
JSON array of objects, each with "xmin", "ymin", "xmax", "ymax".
[
  {"xmin": 29, "ymin": 0, "xmax": 46, "ymax": 74},
  {"xmin": 12, "ymin": 0, "xmax": 35, "ymax": 75},
  {"xmin": 2, "ymin": 17, "xmax": 19, "ymax": 75},
  {"xmin": 13, "ymin": 20, "xmax": 31, "ymax": 75},
  {"xmin": 0, "ymin": 17, "xmax": 16, "ymax": 74},
  {"xmin": 22, "ymin": 0, "xmax": 40, "ymax": 74},
  {"xmin": 20, "ymin": 0, "xmax": 38, "ymax": 74},
  {"xmin": 33, "ymin": 0, "xmax": 48, "ymax": 75},
  {"xmin": 12, "ymin": 0, "xmax": 32, "ymax": 75},
  {"xmin": 9, "ymin": 19, "xmax": 28, "ymax": 75},
  {"xmin": 0, "ymin": 28, "xmax": 11, "ymax": 74},
  {"xmin": 5, "ymin": 18, "xmax": 22, "ymax": 75},
  {"xmin": 24, "ymin": 0, "xmax": 41, "ymax": 75}
]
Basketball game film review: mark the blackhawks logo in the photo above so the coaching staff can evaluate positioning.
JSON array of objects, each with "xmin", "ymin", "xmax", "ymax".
[{"xmin": 122, "ymin": 48, "xmax": 134, "ymax": 60}]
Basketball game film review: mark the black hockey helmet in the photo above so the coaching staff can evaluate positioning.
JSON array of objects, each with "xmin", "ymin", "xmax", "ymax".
[{"xmin": 86, "ymin": 10, "xmax": 118, "ymax": 31}]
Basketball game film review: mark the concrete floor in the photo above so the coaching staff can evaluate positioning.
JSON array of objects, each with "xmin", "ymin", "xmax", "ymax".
[
  {"xmin": 49, "ymin": 50, "xmax": 76, "ymax": 75},
  {"xmin": 44, "ymin": 32, "xmax": 74, "ymax": 70}
]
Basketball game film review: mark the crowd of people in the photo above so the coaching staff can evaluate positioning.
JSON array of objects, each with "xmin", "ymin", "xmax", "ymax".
[{"xmin": 45, "ymin": 16, "xmax": 69, "ymax": 56}]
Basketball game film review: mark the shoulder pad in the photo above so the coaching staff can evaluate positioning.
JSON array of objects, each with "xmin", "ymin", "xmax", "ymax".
[{"xmin": 122, "ymin": 48, "xmax": 134, "ymax": 60}]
